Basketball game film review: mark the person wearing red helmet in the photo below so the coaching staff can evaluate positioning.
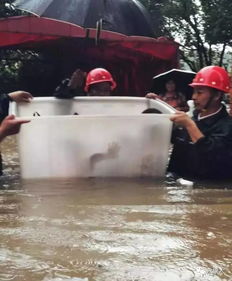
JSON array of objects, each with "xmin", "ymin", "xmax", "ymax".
[
  {"xmin": 166, "ymin": 65, "xmax": 232, "ymax": 180},
  {"xmin": 54, "ymin": 68, "xmax": 116, "ymax": 98},
  {"xmin": 84, "ymin": 68, "xmax": 116, "ymax": 96}
]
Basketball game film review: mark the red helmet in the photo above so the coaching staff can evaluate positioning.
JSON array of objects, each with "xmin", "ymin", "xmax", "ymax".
[
  {"xmin": 84, "ymin": 68, "xmax": 117, "ymax": 92},
  {"xmin": 189, "ymin": 66, "xmax": 230, "ymax": 93}
]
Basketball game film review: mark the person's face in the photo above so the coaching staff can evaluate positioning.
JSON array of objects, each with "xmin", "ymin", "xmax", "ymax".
[
  {"xmin": 165, "ymin": 80, "xmax": 176, "ymax": 92},
  {"xmin": 89, "ymin": 82, "xmax": 111, "ymax": 96},
  {"xmin": 192, "ymin": 86, "xmax": 218, "ymax": 111},
  {"xmin": 163, "ymin": 92, "xmax": 179, "ymax": 106}
]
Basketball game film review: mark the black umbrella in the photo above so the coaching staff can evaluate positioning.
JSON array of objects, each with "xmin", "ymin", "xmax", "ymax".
[
  {"xmin": 13, "ymin": 0, "xmax": 154, "ymax": 37},
  {"xmin": 152, "ymin": 68, "xmax": 196, "ymax": 99}
]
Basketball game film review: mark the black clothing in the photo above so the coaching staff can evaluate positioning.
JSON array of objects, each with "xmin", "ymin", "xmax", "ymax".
[
  {"xmin": 0, "ymin": 93, "xmax": 11, "ymax": 122},
  {"xmin": 168, "ymin": 105, "xmax": 232, "ymax": 180},
  {"xmin": 54, "ymin": 78, "xmax": 85, "ymax": 99}
]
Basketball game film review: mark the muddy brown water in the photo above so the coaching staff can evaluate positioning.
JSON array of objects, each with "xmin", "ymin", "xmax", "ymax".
[{"xmin": 0, "ymin": 137, "xmax": 231, "ymax": 281}]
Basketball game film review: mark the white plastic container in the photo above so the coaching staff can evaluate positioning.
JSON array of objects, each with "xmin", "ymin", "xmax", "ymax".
[{"xmin": 10, "ymin": 97, "xmax": 175, "ymax": 179}]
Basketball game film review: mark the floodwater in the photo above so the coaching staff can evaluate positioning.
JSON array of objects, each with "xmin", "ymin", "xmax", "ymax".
[{"xmin": 0, "ymin": 137, "xmax": 232, "ymax": 281}]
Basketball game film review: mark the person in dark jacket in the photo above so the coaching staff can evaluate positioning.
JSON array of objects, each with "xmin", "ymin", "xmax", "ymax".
[
  {"xmin": 147, "ymin": 66, "xmax": 232, "ymax": 180},
  {"xmin": 168, "ymin": 66, "xmax": 232, "ymax": 180}
]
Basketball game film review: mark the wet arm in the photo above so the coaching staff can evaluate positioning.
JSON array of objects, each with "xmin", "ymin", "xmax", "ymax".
[
  {"xmin": 170, "ymin": 111, "xmax": 204, "ymax": 143},
  {"xmin": 185, "ymin": 120, "xmax": 204, "ymax": 143}
]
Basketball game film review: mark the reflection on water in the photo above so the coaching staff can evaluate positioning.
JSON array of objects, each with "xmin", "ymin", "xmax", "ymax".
[{"xmin": 0, "ymin": 137, "xmax": 232, "ymax": 281}]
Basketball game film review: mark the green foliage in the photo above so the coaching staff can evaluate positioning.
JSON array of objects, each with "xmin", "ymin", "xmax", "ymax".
[
  {"xmin": 0, "ymin": 1, "xmax": 48, "ymax": 95},
  {"xmin": 0, "ymin": 50, "xmax": 41, "ymax": 93},
  {"xmin": 139, "ymin": 0, "xmax": 168, "ymax": 36},
  {"xmin": 140, "ymin": 0, "xmax": 232, "ymax": 71},
  {"xmin": 201, "ymin": 0, "xmax": 232, "ymax": 44},
  {"xmin": 0, "ymin": 50, "xmax": 20, "ymax": 92}
]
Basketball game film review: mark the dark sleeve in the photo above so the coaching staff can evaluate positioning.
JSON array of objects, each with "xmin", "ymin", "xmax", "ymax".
[
  {"xmin": 53, "ymin": 78, "xmax": 76, "ymax": 99},
  {"xmin": 0, "ymin": 93, "xmax": 11, "ymax": 123},
  {"xmin": 193, "ymin": 122, "xmax": 232, "ymax": 178},
  {"xmin": 194, "ymin": 127, "xmax": 232, "ymax": 155},
  {"xmin": 53, "ymin": 78, "xmax": 86, "ymax": 99}
]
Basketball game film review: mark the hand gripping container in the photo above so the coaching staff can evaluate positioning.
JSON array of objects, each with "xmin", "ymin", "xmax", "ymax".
[{"xmin": 9, "ymin": 97, "xmax": 175, "ymax": 179}]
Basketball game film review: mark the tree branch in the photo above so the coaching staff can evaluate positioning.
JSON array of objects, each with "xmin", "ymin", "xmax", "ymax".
[{"xmin": 219, "ymin": 43, "xmax": 227, "ymax": 66}]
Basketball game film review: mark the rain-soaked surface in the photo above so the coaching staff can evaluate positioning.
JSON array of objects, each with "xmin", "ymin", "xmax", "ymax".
[{"xmin": 0, "ymin": 137, "xmax": 232, "ymax": 281}]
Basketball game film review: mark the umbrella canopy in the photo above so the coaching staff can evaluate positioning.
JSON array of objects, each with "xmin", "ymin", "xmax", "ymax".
[
  {"xmin": 152, "ymin": 69, "xmax": 196, "ymax": 99},
  {"xmin": 13, "ymin": 0, "xmax": 154, "ymax": 37}
]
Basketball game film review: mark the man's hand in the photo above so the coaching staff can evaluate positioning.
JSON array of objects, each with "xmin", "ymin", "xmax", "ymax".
[
  {"xmin": 8, "ymin": 91, "xmax": 33, "ymax": 103},
  {"xmin": 170, "ymin": 111, "xmax": 204, "ymax": 143},
  {"xmin": 68, "ymin": 69, "xmax": 87, "ymax": 89},
  {"xmin": 0, "ymin": 115, "xmax": 30, "ymax": 142},
  {"xmin": 145, "ymin": 92, "xmax": 160, "ymax": 100},
  {"xmin": 170, "ymin": 111, "xmax": 195, "ymax": 128}
]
